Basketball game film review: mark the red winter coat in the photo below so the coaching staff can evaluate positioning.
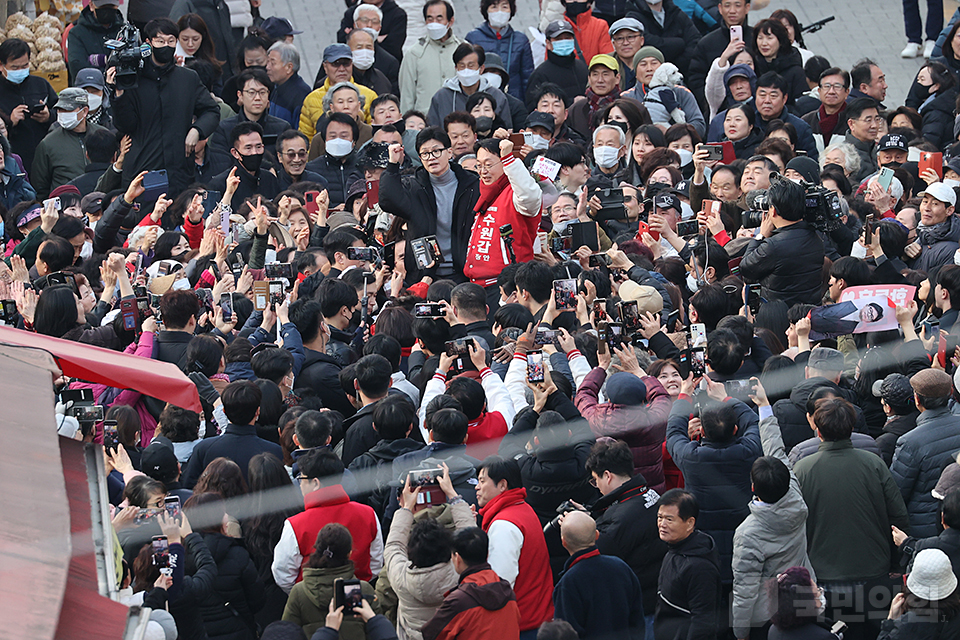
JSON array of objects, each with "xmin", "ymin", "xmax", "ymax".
[
  {"xmin": 421, "ymin": 564, "xmax": 521, "ymax": 640},
  {"xmin": 564, "ymin": 9, "xmax": 614, "ymax": 65},
  {"xmin": 574, "ymin": 367, "xmax": 673, "ymax": 494}
]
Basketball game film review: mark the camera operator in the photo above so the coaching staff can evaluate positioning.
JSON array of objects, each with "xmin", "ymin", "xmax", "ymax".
[
  {"xmin": 739, "ymin": 177, "xmax": 826, "ymax": 307},
  {"xmin": 108, "ymin": 18, "xmax": 220, "ymax": 198}
]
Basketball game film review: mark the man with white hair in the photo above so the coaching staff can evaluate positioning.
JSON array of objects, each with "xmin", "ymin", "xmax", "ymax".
[
  {"xmin": 344, "ymin": 4, "xmax": 400, "ymax": 84},
  {"xmin": 337, "ymin": 0, "xmax": 407, "ymax": 62},
  {"xmin": 345, "ymin": 28, "xmax": 393, "ymax": 96},
  {"xmin": 864, "ymin": 174, "xmax": 904, "ymax": 220},
  {"xmin": 266, "ymin": 42, "xmax": 311, "ymax": 128},
  {"xmin": 585, "ymin": 124, "xmax": 628, "ymax": 193}
]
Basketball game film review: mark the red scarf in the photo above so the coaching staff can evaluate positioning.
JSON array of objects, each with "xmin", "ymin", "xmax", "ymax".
[
  {"xmin": 817, "ymin": 103, "xmax": 845, "ymax": 145},
  {"xmin": 586, "ymin": 87, "xmax": 619, "ymax": 119},
  {"xmin": 475, "ymin": 172, "xmax": 511, "ymax": 214}
]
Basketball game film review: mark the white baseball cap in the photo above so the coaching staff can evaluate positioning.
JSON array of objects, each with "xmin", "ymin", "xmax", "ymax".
[{"xmin": 919, "ymin": 182, "xmax": 958, "ymax": 207}]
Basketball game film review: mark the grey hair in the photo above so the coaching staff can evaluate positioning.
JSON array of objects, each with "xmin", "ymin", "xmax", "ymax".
[
  {"xmin": 821, "ymin": 140, "xmax": 861, "ymax": 178},
  {"xmin": 322, "ymin": 82, "xmax": 365, "ymax": 113},
  {"xmin": 347, "ymin": 27, "xmax": 378, "ymax": 45},
  {"xmin": 268, "ymin": 41, "xmax": 301, "ymax": 74},
  {"xmin": 353, "ymin": 3, "xmax": 382, "ymax": 23},
  {"xmin": 593, "ymin": 124, "xmax": 626, "ymax": 147}
]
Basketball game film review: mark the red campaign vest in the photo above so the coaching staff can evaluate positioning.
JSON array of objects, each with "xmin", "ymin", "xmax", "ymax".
[
  {"xmin": 287, "ymin": 484, "xmax": 379, "ymax": 582},
  {"xmin": 479, "ymin": 487, "xmax": 555, "ymax": 631}
]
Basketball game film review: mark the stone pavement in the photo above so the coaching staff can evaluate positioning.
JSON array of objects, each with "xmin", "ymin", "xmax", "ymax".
[{"xmin": 274, "ymin": 0, "xmax": 928, "ymax": 108}]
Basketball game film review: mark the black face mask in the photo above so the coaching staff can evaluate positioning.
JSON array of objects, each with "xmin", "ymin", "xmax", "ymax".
[
  {"xmin": 152, "ymin": 45, "xmax": 175, "ymax": 65},
  {"xmin": 881, "ymin": 161, "xmax": 902, "ymax": 169},
  {"xmin": 475, "ymin": 116, "xmax": 494, "ymax": 134},
  {"xmin": 565, "ymin": 2, "xmax": 588, "ymax": 18},
  {"xmin": 96, "ymin": 7, "xmax": 119, "ymax": 25},
  {"xmin": 237, "ymin": 151, "xmax": 264, "ymax": 173}
]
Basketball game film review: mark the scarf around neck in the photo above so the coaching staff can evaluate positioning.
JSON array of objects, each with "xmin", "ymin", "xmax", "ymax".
[
  {"xmin": 475, "ymin": 171, "xmax": 511, "ymax": 213},
  {"xmin": 586, "ymin": 87, "xmax": 619, "ymax": 115}
]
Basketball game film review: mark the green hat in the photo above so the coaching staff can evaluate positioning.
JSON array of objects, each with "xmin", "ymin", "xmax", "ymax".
[{"xmin": 633, "ymin": 46, "xmax": 664, "ymax": 67}]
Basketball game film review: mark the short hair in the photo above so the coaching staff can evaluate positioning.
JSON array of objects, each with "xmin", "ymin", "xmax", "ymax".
[
  {"xmin": 532, "ymin": 82, "xmax": 571, "ymax": 108},
  {"xmin": 755, "ymin": 71, "xmax": 790, "ymax": 97},
  {"xmin": 585, "ymin": 439, "xmax": 635, "ymax": 479},
  {"xmin": 353, "ymin": 2, "xmax": 382, "ymax": 21},
  {"xmin": 452, "ymin": 527, "xmax": 488, "ymax": 566},
  {"xmin": 538, "ymin": 621, "xmax": 579, "ymax": 640},
  {"xmin": 451, "ymin": 282, "xmax": 487, "ymax": 319},
  {"xmin": 185, "ymin": 335, "xmax": 224, "ymax": 377},
  {"xmin": 408, "ymin": 518, "xmax": 454, "ymax": 567},
  {"xmin": 706, "ymin": 329, "xmax": 746, "ymax": 376},
  {"xmin": 497, "ymin": 263, "xmax": 521, "ymax": 296},
  {"xmin": 295, "ymin": 409, "xmax": 342, "ymax": 448},
  {"xmin": 354, "ymin": 354, "xmax": 393, "ymax": 397},
  {"xmin": 237, "ymin": 67, "xmax": 272, "ymax": 94},
  {"xmin": 700, "ymin": 401, "xmax": 739, "ymax": 443},
  {"xmin": 230, "ymin": 120, "xmax": 264, "ymax": 148},
  {"xmin": 479, "ymin": 455, "xmax": 522, "ymax": 489},
  {"xmin": 803, "ymin": 55, "xmax": 831, "ymax": 84},
  {"xmin": 158, "ymin": 404, "xmax": 201, "ymax": 442},
  {"xmin": 769, "ymin": 177, "xmax": 806, "ymax": 222},
  {"xmin": 751, "ymin": 456, "xmax": 790, "ymax": 504},
  {"xmin": 322, "ymin": 228, "xmax": 361, "ymax": 264},
  {"xmin": 422, "ymin": 0, "xmax": 454, "ymax": 20},
  {"xmin": 830, "ymin": 256, "xmax": 871, "ymax": 287},
  {"xmin": 159, "ymin": 289, "xmax": 200, "ymax": 330},
  {"xmin": 412, "ymin": 317, "xmax": 450, "ymax": 355},
  {"xmin": 372, "ymin": 394, "xmax": 416, "ymax": 440},
  {"xmin": 38, "ymin": 236, "xmax": 74, "ymax": 272},
  {"xmin": 812, "ymin": 397, "xmax": 856, "ymax": 441},
  {"xmin": 939, "ymin": 265, "xmax": 960, "ymax": 304},
  {"xmin": 453, "ymin": 42, "xmax": 485, "ymax": 67},
  {"xmin": 144, "ymin": 17, "xmax": 179, "ymax": 39},
  {"xmin": 752, "ymin": 19, "xmax": 792, "ymax": 60},
  {"xmin": 658, "ymin": 488, "xmax": 698, "ymax": 521},
  {"xmin": 298, "ymin": 447, "xmax": 345, "ymax": 482},
  {"xmin": 943, "ymin": 490, "xmax": 960, "ymax": 529},
  {"xmin": 415, "ymin": 126, "xmax": 451, "ymax": 153},
  {"xmin": 446, "ymin": 376, "xmax": 486, "ymax": 421},
  {"xmin": 124, "ymin": 476, "xmax": 166, "ymax": 508},
  {"xmin": 593, "ymin": 124, "xmax": 626, "ymax": 147},
  {"xmin": 819, "ymin": 66, "xmax": 850, "ymax": 89},
  {"xmin": 493, "ymin": 303, "xmax": 534, "ymax": 331},
  {"xmin": 444, "ymin": 110, "xmax": 476, "ymax": 133},
  {"xmin": 846, "ymin": 97, "xmax": 880, "ymax": 123},
  {"xmin": 251, "ymin": 348, "xmax": 294, "ymax": 384},
  {"xmin": 514, "ymin": 262, "xmax": 553, "ymax": 304},
  {"xmin": 0, "ymin": 38, "xmax": 30, "ymax": 64},
  {"xmin": 318, "ymin": 277, "xmax": 359, "ymax": 319},
  {"xmin": 370, "ymin": 93, "xmax": 400, "ymax": 113},
  {"xmin": 692, "ymin": 238, "xmax": 729, "ymax": 279},
  {"xmin": 690, "ymin": 283, "xmax": 732, "ymax": 331},
  {"xmin": 480, "ymin": 0, "xmax": 515, "ymax": 20},
  {"xmin": 543, "ymin": 142, "xmax": 586, "ymax": 169},
  {"xmin": 288, "ymin": 298, "xmax": 324, "ymax": 344},
  {"xmin": 86, "ymin": 128, "xmax": 119, "ymax": 163},
  {"xmin": 917, "ymin": 392, "xmax": 951, "ymax": 411},
  {"xmin": 268, "ymin": 41, "xmax": 301, "ymax": 73},
  {"xmin": 428, "ymin": 407, "xmax": 469, "ymax": 444},
  {"xmin": 323, "ymin": 111, "xmax": 359, "ymax": 142},
  {"xmin": 221, "ymin": 380, "xmax": 263, "ymax": 426},
  {"xmin": 363, "ymin": 333, "xmax": 401, "ymax": 371},
  {"xmin": 664, "ymin": 122, "xmax": 702, "ymax": 147},
  {"xmin": 851, "ymin": 58, "xmax": 879, "ymax": 91},
  {"xmin": 323, "ymin": 82, "xmax": 364, "ymax": 114}
]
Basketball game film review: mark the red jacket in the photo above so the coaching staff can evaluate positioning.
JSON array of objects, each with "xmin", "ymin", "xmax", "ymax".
[
  {"xmin": 136, "ymin": 211, "xmax": 204, "ymax": 249},
  {"xmin": 565, "ymin": 9, "xmax": 614, "ymax": 65},
  {"xmin": 574, "ymin": 368, "xmax": 673, "ymax": 494},
  {"xmin": 421, "ymin": 564, "xmax": 521, "ymax": 640},
  {"xmin": 287, "ymin": 484, "xmax": 379, "ymax": 581},
  {"xmin": 479, "ymin": 488, "xmax": 554, "ymax": 631}
]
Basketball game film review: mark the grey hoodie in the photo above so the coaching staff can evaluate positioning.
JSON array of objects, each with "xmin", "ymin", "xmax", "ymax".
[
  {"xmin": 731, "ymin": 411, "xmax": 816, "ymax": 639},
  {"xmin": 426, "ymin": 76, "xmax": 514, "ymax": 130}
]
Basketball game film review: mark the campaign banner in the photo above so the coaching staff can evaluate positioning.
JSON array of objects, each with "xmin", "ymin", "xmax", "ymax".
[{"xmin": 809, "ymin": 286, "xmax": 912, "ymax": 339}]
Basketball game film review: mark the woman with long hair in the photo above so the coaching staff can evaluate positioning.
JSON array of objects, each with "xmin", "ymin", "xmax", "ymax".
[
  {"xmin": 916, "ymin": 61, "xmax": 959, "ymax": 150},
  {"xmin": 751, "ymin": 18, "xmax": 807, "ymax": 104},
  {"xmin": 194, "ymin": 457, "xmax": 249, "ymax": 537},
  {"xmin": 768, "ymin": 566, "xmax": 830, "ymax": 639},
  {"xmin": 177, "ymin": 14, "xmax": 224, "ymax": 92}
]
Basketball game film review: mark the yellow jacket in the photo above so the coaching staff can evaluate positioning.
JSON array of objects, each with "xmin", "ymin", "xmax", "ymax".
[{"xmin": 299, "ymin": 78, "xmax": 377, "ymax": 139}]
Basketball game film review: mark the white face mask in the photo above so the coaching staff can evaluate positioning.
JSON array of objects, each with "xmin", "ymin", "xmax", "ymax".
[
  {"xmin": 675, "ymin": 148, "xmax": 693, "ymax": 166},
  {"xmin": 426, "ymin": 22, "xmax": 448, "ymax": 40},
  {"xmin": 481, "ymin": 72, "xmax": 502, "ymax": 90},
  {"xmin": 457, "ymin": 68, "xmax": 481, "ymax": 87},
  {"xmin": 352, "ymin": 49, "xmax": 375, "ymax": 70},
  {"xmin": 851, "ymin": 241, "xmax": 867, "ymax": 259},
  {"xmin": 528, "ymin": 135, "xmax": 550, "ymax": 151},
  {"xmin": 87, "ymin": 93, "xmax": 103, "ymax": 111},
  {"xmin": 58, "ymin": 109, "xmax": 82, "ymax": 130},
  {"xmin": 945, "ymin": 178, "xmax": 960, "ymax": 189},
  {"xmin": 553, "ymin": 219, "xmax": 571, "ymax": 234},
  {"xmin": 593, "ymin": 145, "xmax": 621, "ymax": 169},
  {"xmin": 488, "ymin": 10, "xmax": 511, "ymax": 28},
  {"xmin": 686, "ymin": 272, "xmax": 701, "ymax": 292},
  {"xmin": 680, "ymin": 201, "xmax": 695, "ymax": 220},
  {"xmin": 325, "ymin": 137, "xmax": 353, "ymax": 157}
]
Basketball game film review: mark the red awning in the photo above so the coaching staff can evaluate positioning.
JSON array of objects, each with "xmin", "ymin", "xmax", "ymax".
[{"xmin": 0, "ymin": 325, "xmax": 202, "ymax": 412}]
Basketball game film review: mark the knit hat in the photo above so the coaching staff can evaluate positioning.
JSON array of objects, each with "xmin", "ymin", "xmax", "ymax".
[
  {"xmin": 911, "ymin": 368, "xmax": 953, "ymax": 399},
  {"xmin": 871, "ymin": 373, "xmax": 915, "ymax": 411},
  {"xmin": 633, "ymin": 46, "xmax": 664, "ymax": 67},
  {"xmin": 933, "ymin": 462, "xmax": 960, "ymax": 500},
  {"xmin": 785, "ymin": 156, "xmax": 820, "ymax": 185},
  {"xmin": 907, "ymin": 548, "xmax": 958, "ymax": 601},
  {"xmin": 605, "ymin": 371, "xmax": 647, "ymax": 406}
]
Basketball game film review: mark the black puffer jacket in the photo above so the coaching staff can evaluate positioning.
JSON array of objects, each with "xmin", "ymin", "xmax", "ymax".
[
  {"xmin": 349, "ymin": 437, "xmax": 425, "ymax": 514},
  {"xmin": 296, "ymin": 347, "xmax": 355, "ymax": 418},
  {"xmin": 655, "ymin": 529, "xmax": 722, "ymax": 640},
  {"xmin": 169, "ymin": 532, "xmax": 219, "ymax": 640},
  {"xmin": 590, "ymin": 474, "xmax": 667, "ymax": 617},
  {"xmin": 304, "ymin": 153, "xmax": 363, "ymax": 207},
  {"xmin": 920, "ymin": 87, "xmax": 960, "ymax": 151},
  {"xmin": 67, "ymin": 6, "xmax": 125, "ymax": 78},
  {"xmin": 626, "ymin": 0, "xmax": 701, "ymax": 74},
  {"xmin": 378, "ymin": 161, "xmax": 480, "ymax": 281},
  {"xmin": 193, "ymin": 532, "xmax": 265, "ymax": 640},
  {"xmin": 912, "ymin": 215, "xmax": 960, "ymax": 274},
  {"xmin": 876, "ymin": 411, "xmax": 920, "ymax": 467},
  {"xmin": 772, "ymin": 377, "xmax": 866, "ymax": 451},
  {"xmin": 753, "ymin": 47, "xmax": 807, "ymax": 106},
  {"xmin": 739, "ymin": 220, "xmax": 825, "ymax": 308}
]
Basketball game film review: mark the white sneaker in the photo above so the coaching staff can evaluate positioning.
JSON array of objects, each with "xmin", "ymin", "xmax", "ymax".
[
  {"xmin": 902, "ymin": 42, "xmax": 922, "ymax": 58},
  {"xmin": 924, "ymin": 39, "xmax": 936, "ymax": 58}
]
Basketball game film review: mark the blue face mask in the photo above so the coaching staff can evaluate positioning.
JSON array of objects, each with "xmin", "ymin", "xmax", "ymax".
[
  {"xmin": 5, "ymin": 68, "xmax": 29, "ymax": 84},
  {"xmin": 552, "ymin": 40, "xmax": 575, "ymax": 57}
]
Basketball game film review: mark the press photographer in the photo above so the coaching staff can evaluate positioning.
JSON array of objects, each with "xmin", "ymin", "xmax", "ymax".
[{"xmin": 108, "ymin": 18, "xmax": 220, "ymax": 198}]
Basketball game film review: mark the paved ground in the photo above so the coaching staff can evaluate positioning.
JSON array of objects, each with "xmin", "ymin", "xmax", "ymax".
[{"xmin": 274, "ymin": 0, "xmax": 927, "ymax": 107}]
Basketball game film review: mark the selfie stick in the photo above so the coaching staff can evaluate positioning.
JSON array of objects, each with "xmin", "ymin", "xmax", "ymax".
[
  {"xmin": 361, "ymin": 271, "xmax": 370, "ymax": 326},
  {"xmin": 500, "ymin": 224, "xmax": 516, "ymax": 264}
]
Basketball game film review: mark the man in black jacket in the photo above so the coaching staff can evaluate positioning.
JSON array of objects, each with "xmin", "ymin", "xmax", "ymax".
[
  {"xmin": 448, "ymin": 282, "xmax": 497, "ymax": 350},
  {"xmin": 275, "ymin": 129, "xmax": 328, "ymax": 190},
  {"xmin": 0, "ymin": 38, "xmax": 58, "ymax": 172},
  {"xmin": 289, "ymin": 298, "xmax": 356, "ymax": 417},
  {"xmin": 586, "ymin": 438, "xmax": 666, "ymax": 628},
  {"xmin": 67, "ymin": 1, "xmax": 126, "ymax": 78},
  {"xmin": 318, "ymin": 276, "xmax": 361, "ymax": 365},
  {"xmin": 686, "ymin": 0, "xmax": 752, "ymax": 110},
  {"xmin": 874, "ymin": 373, "xmax": 920, "ymax": 467},
  {"xmin": 341, "ymin": 354, "xmax": 393, "ymax": 465},
  {"xmin": 379, "ymin": 127, "xmax": 480, "ymax": 283},
  {"xmin": 304, "ymin": 112, "xmax": 363, "ymax": 207},
  {"xmin": 525, "ymin": 25, "xmax": 588, "ymax": 112},
  {"xmin": 210, "ymin": 122, "xmax": 282, "ymax": 210},
  {"xmin": 626, "ymin": 0, "xmax": 701, "ymax": 75},
  {"xmin": 338, "ymin": 0, "xmax": 407, "ymax": 63},
  {"xmin": 156, "ymin": 289, "xmax": 201, "ymax": 370},
  {"xmin": 110, "ymin": 18, "xmax": 220, "ymax": 197},
  {"xmin": 739, "ymin": 177, "xmax": 825, "ymax": 307}
]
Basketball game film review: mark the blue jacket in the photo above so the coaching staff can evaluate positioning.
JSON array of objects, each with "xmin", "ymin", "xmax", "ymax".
[
  {"xmin": 666, "ymin": 397, "xmax": 763, "ymax": 583},
  {"xmin": 707, "ymin": 103, "xmax": 819, "ymax": 161},
  {"xmin": 0, "ymin": 156, "xmax": 35, "ymax": 210},
  {"xmin": 553, "ymin": 547, "xmax": 644, "ymax": 640},
  {"xmin": 269, "ymin": 74, "xmax": 312, "ymax": 129},
  {"xmin": 465, "ymin": 23, "xmax": 535, "ymax": 101}
]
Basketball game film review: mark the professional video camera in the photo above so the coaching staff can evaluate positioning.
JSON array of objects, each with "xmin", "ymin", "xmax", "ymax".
[
  {"xmin": 802, "ymin": 181, "xmax": 843, "ymax": 232},
  {"xmin": 104, "ymin": 23, "xmax": 152, "ymax": 90}
]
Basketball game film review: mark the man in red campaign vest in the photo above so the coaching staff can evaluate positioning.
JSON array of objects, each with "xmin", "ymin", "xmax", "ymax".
[
  {"xmin": 464, "ymin": 136, "xmax": 542, "ymax": 299},
  {"xmin": 477, "ymin": 455, "xmax": 554, "ymax": 637}
]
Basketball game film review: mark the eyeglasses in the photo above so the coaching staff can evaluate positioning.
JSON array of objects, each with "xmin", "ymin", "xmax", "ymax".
[
  {"xmin": 328, "ymin": 59, "xmax": 352, "ymax": 67},
  {"xmin": 588, "ymin": 476, "xmax": 598, "ymax": 488},
  {"xmin": 858, "ymin": 116, "xmax": 883, "ymax": 124},
  {"xmin": 819, "ymin": 82, "xmax": 847, "ymax": 92},
  {"xmin": 283, "ymin": 150, "xmax": 308, "ymax": 159},
  {"xmin": 554, "ymin": 205, "xmax": 577, "ymax": 214},
  {"xmin": 612, "ymin": 33, "xmax": 640, "ymax": 44},
  {"xmin": 477, "ymin": 162, "xmax": 499, "ymax": 173},
  {"xmin": 243, "ymin": 89, "xmax": 269, "ymax": 98},
  {"xmin": 295, "ymin": 475, "xmax": 308, "ymax": 482},
  {"xmin": 419, "ymin": 147, "xmax": 448, "ymax": 160}
]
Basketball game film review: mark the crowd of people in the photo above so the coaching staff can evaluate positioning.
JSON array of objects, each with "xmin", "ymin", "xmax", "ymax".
[{"xmin": 12, "ymin": 0, "xmax": 960, "ymax": 638}]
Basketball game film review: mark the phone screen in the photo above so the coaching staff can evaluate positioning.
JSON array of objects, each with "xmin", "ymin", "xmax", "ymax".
[
  {"xmin": 553, "ymin": 279, "xmax": 578, "ymax": 310},
  {"xmin": 526, "ymin": 350, "xmax": 545, "ymax": 383},
  {"xmin": 219, "ymin": 293, "xmax": 233, "ymax": 320}
]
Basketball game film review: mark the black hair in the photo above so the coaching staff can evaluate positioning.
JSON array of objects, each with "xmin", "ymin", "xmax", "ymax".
[
  {"xmin": 479, "ymin": 455, "xmax": 522, "ymax": 489},
  {"xmin": 755, "ymin": 71, "xmax": 790, "ymax": 96},
  {"xmin": 706, "ymin": 328, "xmax": 746, "ymax": 375},
  {"xmin": 944, "ymin": 490, "xmax": 960, "ymax": 529},
  {"xmin": 497, "ymin": 263, "xmax": 521, "ymax": 297},
  {"xmin": 288, "ymin": 298, "xmax": 324, "ymax": 344},
  {"xmin": 658, "ymin": 488, "xmax": 698, "ymax": 520},
  {"xmin": 751, "ymin": 455, "xmax": 790, "ymax": 503},
  {"xmin": 415, "ymin": 126, "xmax": 451, "ymax": 153},
  {"xmin": 877, "ymin": 219, "xmax": 908, "ymax": 260},
  {"xmin": 255, "ymin": 379, "xmax": 285, "ymax": 429},
  {"xmin": 363, "ymin": 333, "xmax": 401, "ymax": 372},
  {"xmin": 480, "ymin": 0, "xmax": 516, "ymax": 19},
  {"xmin": 324, "ymin": 111, "xmax": 359, "ymax": 142},
  {"xmin": 278, "ymin": 128, "xmax": 310, "ymax": 151},
  {"xmin": 692, "ymin": 238, "xmax": 730, "ymax": 279},
  {"xmin": 543, "ymin": 141, "xmax": 586, "ymax": 169},
  {"xmin": 372, "ymin": 394, "xmax": 416, "ymax": 440},
  {"xmin": 700, "ymin": 401, "xmax": 739, "ymax": 442},
  {"xmin": 231, "ymin": 120, "xmax": 264, "ymax": 148},
  {"xmin": 428, "ymin": 407, "xmax": 468, "ymax": 444},
  {"xmin": 925, "ymin": 60, "xmax": 957, "ymax": 93},
  {"xmin": 322, "ymin": 228, "xmax": 361, "ymax": 264},
  {"xmin": 585, "ymin": 438, "xmax": 635, "ymax": 479},
  {"xmin": 917, "ymin": 392, "xmax": 951, "ymax": 411},
  {"xmin": 0, "ymin": 38, "xmax": 30, "ymax": 64},
  {"xmin": 298, "ymin": 447, "xmax": 345, "ymax": 483},
  {"xmin": 451, "ymin": 282, "xmax": 487, "ymax": 319},
  {"xmin": 408, "ymin": 518, "xmax": 454, "ymax": 567},
  {"xmin": 446, "ymin": 376, "xmax": 485, "ymax": 420},
  {"xmin": 354, "ymin": 354, "xmax": 393, "ymax": 397},
  {"xmin": 158, "ymin": 404, "xmax": 201, "ymax": 441},
  {"xmin": 813, "ymin": 396, "xmax": 856, "ymax": 441},
  {"xmin": 453, "ymin": 42, "xmax": 485, "ymax": 67},
  {"xmin": 422, "ymin": 0, "xmax": 454, "ymax": 20},
  {"xmin": 452, "ymin": 527, "xmax": 488, "ymax": 565},
  {"xmin": 412, "ymin": 317, "xmax": 450, "ymax": 355},
  {"xmin": 222, "ymin": 380, "xmax": 263, "ymax": 425},
  {"xmin": 427, "ymin": 279, "xmax": 457, "ymax": 303},
  {"xmin": 237, "ymin": 66, "xmax": 272, "ymax": 94},
  {"xmin": 38, "ymin": 236, "xmax": 75, "ymax": 272},
  {"xmin": 690, "ymin": 283, "xmax": 732, "ymax": 331},
  {"xmin": 86, "ymin": 128, "xmax": 119, "ymax": 163},
  {"xmin": 444, "ymin": 110, "xmax": 477, "ymax": 133},
  {"xmin": 144, "ymin": 17, "xmax": 179, "ymax": 39},
  {"xmin": 538, "ymin": 621, "xmax": 579, "ymax": 640},
  {"xmin": 34, "ymin": 285, "xmax": 79, "ymax": 337},
  {"xmin": 830, "ymin": 256, "xmax": 871, "ymax": 287},
  {"xmin": 846, "ymin": 97, "xmax": 880, "ymax": 122},
  {"xmin": 317, "ymin": 274, "xmax": 359, "ymax": 317},
  {"xmin": 938, "ymin": 265, "xmax": 960, "ymax": 304},
  {"xmin": 51, "ymin": 215, "xmax": 85, "ymax": 243},
  {"xmin": 514, "ymin": 261, "xmax": 553, "ymax": 304},
  {"xmin": 768, "ymin": 177, "xmax": 806, "ymax": 221},
  {"xmin": 295, "ymin": 409, "xmax": 342, "ymax": 448},
  {"xmin": 185, "ymin": 335, "xmax": 223, "ymax": 377},
  {"xmin": 251, "ymin": 347, "xmax": 294, "ymax": 384}
]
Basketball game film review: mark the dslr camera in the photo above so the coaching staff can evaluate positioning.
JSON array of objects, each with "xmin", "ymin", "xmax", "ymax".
[
  {"xmin": 105, "ymin": 23, "xmax": 152, "ymax": 90},
  {"xmin": 543, "ymin": 500, "xmax": 589, "ymax": 536}
]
